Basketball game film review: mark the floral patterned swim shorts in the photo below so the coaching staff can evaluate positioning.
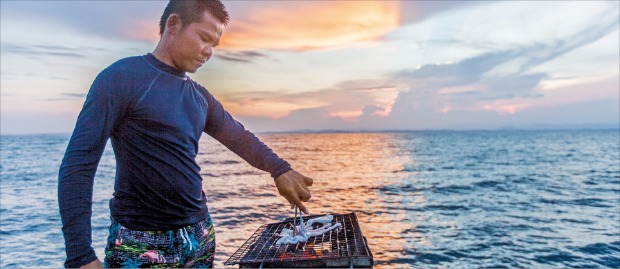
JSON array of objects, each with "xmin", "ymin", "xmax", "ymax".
[{"xmin": 103, "ymin": 215, "xmax": 215, "ymax": 268}]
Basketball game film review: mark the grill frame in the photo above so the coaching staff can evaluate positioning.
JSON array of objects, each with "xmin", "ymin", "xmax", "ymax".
[{"xmin": 224, "ymin": 212, "xmax": 373, "ymax": 268}]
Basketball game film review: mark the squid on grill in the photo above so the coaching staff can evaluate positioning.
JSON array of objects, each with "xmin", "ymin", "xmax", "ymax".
[{"xmin": 276, "ymin": 214, "xmax": 342, "ymax": 245}]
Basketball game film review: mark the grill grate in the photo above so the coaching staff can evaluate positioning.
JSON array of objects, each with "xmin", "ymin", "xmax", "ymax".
[{"xmin": 224, "ymin": 212, "xmax": 372, "ymax": 268}]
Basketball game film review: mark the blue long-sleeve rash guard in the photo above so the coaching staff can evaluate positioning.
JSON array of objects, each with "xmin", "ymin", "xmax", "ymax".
[{"xmin": 58, "ymin": 53, "xmax": 291, "ymax": 268}]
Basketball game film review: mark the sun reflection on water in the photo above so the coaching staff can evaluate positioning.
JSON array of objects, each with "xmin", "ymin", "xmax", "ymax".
[{"xmin": 199, "ymin": 133, "xmax": 422, "ymax": 268}]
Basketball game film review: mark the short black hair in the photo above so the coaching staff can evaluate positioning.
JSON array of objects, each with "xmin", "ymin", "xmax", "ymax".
[{"xmin": 159, "ymin": 0, "xmax": 229, "ymax": 36}]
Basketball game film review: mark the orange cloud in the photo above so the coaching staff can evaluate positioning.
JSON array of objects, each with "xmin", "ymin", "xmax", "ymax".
[
  {"xmin": 481, "ymin": 102, "xmax": 529, "ymax": 115},
  {"xmin": 221, "ymin": 99, "xmax": 324, "ymax": 119},
  {"xmin": 122, "ymin": 2, "xmax": 400, "ymax": 49},
  {"xmin": 218, "ymin": 82, "xmax": 400, "ymax": 120},
  {"xmin": 327, "ymin": 110, "xmax": 364, "ymax": 120},
  {"xmin": 124, "ymin": 19, "xmax": 160, "ymax": 42},
  {"xmin": 220, "ymin": 2, "xmax": 400, "ymax": 51}
]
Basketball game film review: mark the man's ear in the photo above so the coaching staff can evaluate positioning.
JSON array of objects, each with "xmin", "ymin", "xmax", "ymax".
[{"xmin": 166, "ymin": 14, "xmax": 183, "ymax": 35}]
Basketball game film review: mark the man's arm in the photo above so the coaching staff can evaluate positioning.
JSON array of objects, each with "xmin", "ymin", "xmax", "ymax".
[
  {"xmin": 58, "ymin": 67, "xmax": 127, "ymax": 268},
  {"xmin": 201, "ymin": 87, "xmax": 313, "ymax": 213}
]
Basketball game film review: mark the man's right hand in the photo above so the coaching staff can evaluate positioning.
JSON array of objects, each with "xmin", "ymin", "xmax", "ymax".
[
  {"xmin": 275, "ymin": 169, "xmax": 314, "ymax": 214},
  {"xmin": 80, "ymin": 259, "xmax": 103, "ymax": 268}
]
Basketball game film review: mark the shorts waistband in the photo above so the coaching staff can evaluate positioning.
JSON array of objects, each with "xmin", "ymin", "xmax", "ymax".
[{"xmin": 110, "ymin": 215, "xmax": 212, "ymax": 234}]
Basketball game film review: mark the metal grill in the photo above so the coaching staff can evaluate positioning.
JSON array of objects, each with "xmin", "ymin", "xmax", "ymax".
[{"xmin": 224, "ymin": 212, "xmax": 373, "ymax": 268}]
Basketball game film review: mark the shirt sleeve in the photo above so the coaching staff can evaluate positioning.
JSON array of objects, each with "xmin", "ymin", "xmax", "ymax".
[
  {"xmin": 58, "ymin": 67, "xmax": 128, "ymax": 268},
  {"xmin": 201, "ymin": 87, "xmax": 292, "ymax": 179}
]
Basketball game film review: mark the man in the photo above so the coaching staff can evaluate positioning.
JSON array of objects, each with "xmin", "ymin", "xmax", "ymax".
[{"xmin": 58, "ymin": 1, "xmax": 313, "ymax": 268}]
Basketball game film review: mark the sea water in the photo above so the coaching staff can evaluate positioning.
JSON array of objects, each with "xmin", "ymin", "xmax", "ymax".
[{"xmin": 1, "ymin": 130, "xmax": 619, "ymax": 268}]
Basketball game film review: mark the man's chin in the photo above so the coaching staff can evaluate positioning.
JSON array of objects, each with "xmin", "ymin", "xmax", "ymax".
[
  {"xmin": 186, "ymin": 67, "xmax": 199, "ymax": 74},
  {"xmin": 186, "ymin": 62, "xmax": 204, "ymax": 74}
]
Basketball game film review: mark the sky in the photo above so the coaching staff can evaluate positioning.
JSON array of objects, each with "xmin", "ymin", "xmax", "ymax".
[{"xmin": 1, "ymin": 1, "xmax": 619, "ymax": 134}]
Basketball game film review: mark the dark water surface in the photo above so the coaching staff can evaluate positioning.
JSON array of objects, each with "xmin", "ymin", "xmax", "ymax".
[{"xmin": 1, "ymin": 130, "xmax": 619, "ymax": 268}]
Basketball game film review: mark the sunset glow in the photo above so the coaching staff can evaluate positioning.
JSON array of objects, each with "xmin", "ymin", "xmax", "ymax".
[{"xmin": 220, "ymin": 2, "xmax": 399, "ymax": 51}]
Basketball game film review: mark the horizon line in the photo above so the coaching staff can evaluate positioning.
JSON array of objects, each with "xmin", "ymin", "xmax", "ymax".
[{"xmin": 2, "ymin": 126, "xmax": 619, "ymax": 136}]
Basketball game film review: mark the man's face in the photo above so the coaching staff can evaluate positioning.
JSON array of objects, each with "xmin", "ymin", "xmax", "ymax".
[{"xmin": 169, "ymin": 11, "xmax": 223, "ymax": 73}]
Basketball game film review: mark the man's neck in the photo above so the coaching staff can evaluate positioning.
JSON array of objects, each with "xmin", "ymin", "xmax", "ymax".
[{"xmin": 152, "ymin": 43, "xmax": 177, "ymax": 70}]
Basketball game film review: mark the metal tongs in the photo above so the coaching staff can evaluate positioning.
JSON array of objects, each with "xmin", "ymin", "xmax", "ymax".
[{"xmin": 293, "ymin": 206, "xmax": 305, "ymax": 235}]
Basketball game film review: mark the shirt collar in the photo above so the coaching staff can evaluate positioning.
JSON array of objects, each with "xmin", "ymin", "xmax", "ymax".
[{"xmin": 144, "ymin": 53, "xmax": 186, "ymax": 78}]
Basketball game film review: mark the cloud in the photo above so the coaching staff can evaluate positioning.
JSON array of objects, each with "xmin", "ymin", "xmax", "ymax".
[
  {"xmin": 214, "ymin": 50, "xmax": 268, "ymax": 63},
  {"xmin": 1, "ymin": 42, "xmax": 86, "ymax": 58},
  {"xmin": 1, "ymin": 1, "xmax": 165, "ymax": 42},
  {"xmin": 23, "ymin": 92, "xmax": 87, "ymax": 102},
  {"xmin": 3, "ymin": 1, "xmax": 401, "ymax": 49},
  {"xmin": 0, "ymin": 68, "xmax": 70, "ymax": 81},
  {"xmin": 514, "ymin": 7, "xmax": 620, "ymax": 74},
  {"xmin": 220, "ymin": 78, "xmax": 404, "ymax": 133},
  {"xmin": 234, "ymin": 11, "xmax": 619, "ymax": 131},
  {"xmin": 220, "ymin": 79, "xmax": 399, "ymax": 119},
  {"xmin": 61, "ymin": 93, "xmax": 87, "ymax": 98},
  {"xmin": 2, "ymin": 1, "xmax": 617, "ymax": 134},
  {"xmin": 238, "ymin": 107, "xmax": 344, "ymax": 133},
  {"xmin": 220, "ymin": 1, "xmax": 486, "ymax": 51},
  {"xmin": 1, "ymin": 1, "xmax": 482, "ymax": 52},
  {"xmin": 392, "ymin": 12, "xmax": 619, "ymax": 116},
  {"xmin": 220, "ymin": 1, "xmax": 400, "ymax": 51},
  {"xmin": 398, "ymin": 1, "xmax": 484, "ymax": 25},
  {"xmin": 241, "ymin": 92, "xmax": 619, "ymax": 132}
]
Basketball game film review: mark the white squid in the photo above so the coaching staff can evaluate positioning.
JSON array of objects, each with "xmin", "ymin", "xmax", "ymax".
[{"xmin": 275, "ymin": 214, "xmax": 342, "ymax": 245}]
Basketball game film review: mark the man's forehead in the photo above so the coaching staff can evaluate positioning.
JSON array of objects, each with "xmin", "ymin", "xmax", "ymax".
[{"xmin": 195, "ymin": 11, "xmax": 224, "ymax": 35}]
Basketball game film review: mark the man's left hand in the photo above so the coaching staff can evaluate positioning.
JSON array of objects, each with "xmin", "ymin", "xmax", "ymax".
[{"xmin": 275, "ymin": 170, "xmax": 313, "ymax": 214}]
